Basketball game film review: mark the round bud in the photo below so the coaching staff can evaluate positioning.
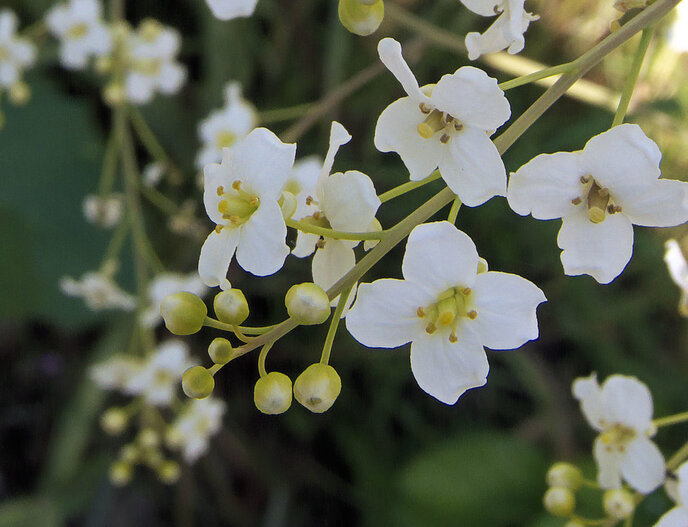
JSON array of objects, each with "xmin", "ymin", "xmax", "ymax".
[
  {"xmin": 294, "ymin": 363, "xmax": 342, "ymax": 413},
  {"xmin": 543, "ymin": 487, "xmax": 576, "ymax": 517},
  {"xmin": 160, "ymin": 292, "xmax": 208, "ymax": 335},
  {"xmin": 100, "ymin": 407, "xmax": 128, "ymax": 436},
  {"xmin": 9, "ymin": 82, "xmax": 30, "ymax": 105},
  {"xmin": 603, "ymin": 489, "xmax": 635, "ymax": 520},
  {"xmin": 138, "ymin": 428, "xmax": 160, "ymax": 449},
  {"xmin": 158, "ymin": 460, "xmax": 181, "ymax": 485},
  {"xmin": 338, "ymin": 0, "xmax": 384, "ymax": 37},
  {"xmin": 546, "ymin": 462, "xmax": 583, "ymax": 491},
  {"xmin": 254, "ymin": 372, "xmax": 293, "ymax": 414},
  {"xmin": 119, "ymin": 444, "xmax": 139, "ymax": 464},
  {"xmin": 103, "ymin": 83, "xmax": 126, "ymax": 106},
  {"xmin": 285, "ymin": 283, "xmax": 331, "ymax": 325},
  {"xmin": 208, "ymin": 337, "xmax": 234, "ymax": 364},
  {"xmin": 214, "ymin": 289, "xmax": 249, "ymax": 325},
  {"xmin": 182, "ymin": 366, "xmax": 215, "ymax": 399},
  {"xmin": 109, "ymin": 461, "xmax": 133, "ymax": 487}
]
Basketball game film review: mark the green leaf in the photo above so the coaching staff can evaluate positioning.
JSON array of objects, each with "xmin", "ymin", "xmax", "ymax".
[{"xmin": 0, "ymin": 497, "xmax": 60, "ymax": 527}]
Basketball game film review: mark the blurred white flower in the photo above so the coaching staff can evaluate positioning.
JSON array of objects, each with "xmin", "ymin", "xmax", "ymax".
[
  {"xmin": 508, "ymin": 124, "xmax": 688, "ymax": 284},
  {"xmin": 167, "ymin": 397, "xmax": 226, "ymax": 463},
  {"xmin": 460, "ymin": 0, "xmax": 539, "ymax": 60},
  {"xmin": 375, "ymin": 38, "xmax": 510, "ymax": 207},
  {"xmin": 667, "ymin": 0, "xmax": 688, "ymax": 53},
  {"xmin": 346, "ymin": 221, "xmax": 545, "ymax": 405},
  {"xmin": 142, "ymin": 162, "xmax": 166, "ymax": 187},
  {"xmin": 141, "ymin": 272, "xmax": 208, "ymax": 328},
  {"xmin": 83, "ymin": 194, "xmax": 123, "ymax": 228},
  {"xmin": 45, "ymin": 0, "xmax": 112, "ymax": 69},
  {"xmin": 205, "ymin": 0, "xmax": 259, "ymax": 21},
  {"xmin": 665, "ymin": 239, "xmax": 688, "ymax": 317},
  {"xmin": 0, "ymin": 9, "xmax": 37, "ymax": 88},
  {"xmin": 196, "ymin": 82, "xmax": 257, "ymax": 169},
  {"xmin": 90, "ymin": 355, "xmax": 142, "ymax": 391},
  {"xmin": 655, "ymin": 462, "xmax": 688, "ymax": 527},
  {"xmin": 573, "ymin": 373, "xmax": 665, "ymax": 494},
  {"xmin": 60, "ymin": 262, "xmax": 136, "ymax": 311}
]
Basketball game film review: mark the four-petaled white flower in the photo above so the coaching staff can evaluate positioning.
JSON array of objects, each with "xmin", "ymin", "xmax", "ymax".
[
  {"xmin": 460, "ymin": 0, "xmax": 539, "ymax": 60},
  {"xmin": 654, "ymin": 462, "xmax": 688, "ymax": 527},
  {"xmin": 292, "ymin": 122, "xmax": 381, "ymax": 304},
  {"xmin": 123, "ymin": 19, "xmax": 186, "ymax": 104},
  {"xmin": 664, "ymin": 239, "xmax": 688, "ymax": 317},
  {"xmin": 375, "ymin": 38, "xmax": 510, "ymax": 207},
  {"xmin": 196, "ymin": 82, "xmax": 257, "ymax": 169},
  {"xmin": 199, "ymin": 127, "xmax": 296, "ymax": 289},
  {"xmin": 204, "ymin": 0, "xmax": 259, "ymax": 20},
  {"xmin": 45, "ymin": 0, "xmax": 112, "ymax": 70},
  {"xmin": 572, "ymin": 373, "xmax": 665, "ymax": 494},
  {"xmin": 83, "ymin": 194, "xmax": 123, "ymax": 228},
  {"xmin": 60, "ymin": 262, "xmax": 136, "ymax": 311},
  {"xmin": 0, "ymin": 9, "xmax": 37, "ymax": 88},
  {"xmin": 508, "ymin": 124, "xmax": 688, "ymax": 284},
  {"xmin": 346, "ymin": 221, "xmax": 546, "ymax": 404},
  {"xmin": 141, "ymin": 272, "xmax": 209, "ymax": 328},
  {"xmin": 167, "ymin": 397, "xmax": 226, "ymax": 463},
  {"xmin": 125, "ymin": 340, "xmax": 196, "ymax": 406},
  {"xmin": 89, "ymin": 355, "xmax": 142, "ymax": 391}
]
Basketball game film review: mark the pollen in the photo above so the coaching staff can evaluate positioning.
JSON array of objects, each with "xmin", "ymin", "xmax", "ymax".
[
  {"xmin": 416, "ymin": 307, "xmax": 425, "ymax": 318},
  {"xmin": 232, "ymin": 180, "xmax": 242, "ymax": 190}
]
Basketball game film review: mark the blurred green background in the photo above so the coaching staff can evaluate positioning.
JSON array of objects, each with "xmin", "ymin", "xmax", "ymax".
[{"xmin": 2, "ymin": 0, "xmax": 688, "ymax": 525}]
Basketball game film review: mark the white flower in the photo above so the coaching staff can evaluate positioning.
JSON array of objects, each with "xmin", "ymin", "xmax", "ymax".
[
  {"xmin": 346, "ymin": 221, "xmax": 546, "ymax": 404},
  {"xmin": 572, "ymin": 373, "xmax": 665, "ymax": 494},
  {"xmin": 664, "ymin": 239, "xmax": 688, "ymax": 317},
  {"xmin": 196, "ymin": 82, "xmax": 257, "ymax": 169},
  {"xmin": 374, "ymin": 38, "xmax": 510, "ymax": 207},
  {"xmin": 60, "ymin": 263, "xmax": 136, "ymax": 311},
  {"xmin": 508, "ymin": 124, "xmax": 688, "ymax": 284},
  {"xmin": 199, "ymin": 127, "xmax": 296, "ymax": 289},
  {"xmin": 89, "ymin": 355, "xmax": 142, "ymax": 391},
  {"xmin": 140, "ymin": 272, "xmax": 209, "ymax": 328},
  {"xmin": 204, "ymin": 0, "xmax": 259, "ymax": 20},
  {"xmin": 142, "ymin": 162, "xmax": 165, "ymax": 187},
  {"xmin": 45, "ymin": 0, "xmax": 111, "ymax": 69},
  {"xmin": 655, "ymin": 462, "xmax": 688, "ymax": 527},
  {"xmin": 460, "ymin": 0, "xmax": 539, "ymax": 60},
  {"xmin": 83, "ymin": 194, "xmax": 123, "ymax": 228},
  {"xmin": 125, "ymin": 340, "xmax": 196, "ymax": 406},
  {"xmin": 291, "ymin": 122, "xmax": 381, "ymax": 305},
  {"xmin": 0, "ymin": 9, "xmax": 37, "ymax": 88},
  {"xmin": 285, "ymin": 155, "xmax": 322, "ymax": 221},
  {"xmin": 123, "ymin": 19, "xmax": 186, "ymax": 104},
  {"xmin": 167, "ymin": 397, "xmax": 226, "ymax": 464}
]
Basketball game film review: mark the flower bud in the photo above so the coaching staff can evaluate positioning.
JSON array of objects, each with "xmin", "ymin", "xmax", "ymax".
[
  {"xmin": 214, "ymin": 289, "xmax": 249, "ymax": 325},
  {"xmin": 9, "ymin": 82, "xmax": 30, "ymax": 105},
  {"xmin": 182, "ymin": 366, "xmax": 215, "ymax": 399},
  {"xmin": 158, "ymin": 460, "xmax": 181, "ymax": 485},
  {"xmin": 138, "ymin": 428, "xmax": 160, "ymax": 449},
  {"xmin": 285, "ymin": 283, "xmax": 331, "ymax": 325},
  {"xmin": 109, "ymin": 461, "xmax": 133, "ymax": 486},
  {"xmin": 294, "ymin": 363, "xmax": 341, "ymax": 413},
  {"xmin": 119, "ymin": 444, "xmax": 139, "ymax": 464},
  {"xmin": 209, "ymin": 337, "xmax": 234, "ymax": 364},
  {"xmin": 546, "ymin": 462, "xmax": 583, "ymax": 491},
  {"xmin": 254, "ymin": 372, "xmax": 293, "ymax": 414},
  {"xmin": 104, "ymin": 83, "xmax": 126, "ymax": 106},
  {"xmin": 543, "ymin": 487, "xmax": 576, "ymax": 517},
  {"xmin": 603, "ymin": 489, "xmax": 635, "ymax": 520},
  {"xmin": 160, "ymin": 292, "xmax": 208, "ymax": 335},
  {"xmin": 338, "ymin": 0, "xmax": 384, "ymax": 37},
  {"xmin": 100, "ymin": 407, "xmax": 129, "ymax": 436}
]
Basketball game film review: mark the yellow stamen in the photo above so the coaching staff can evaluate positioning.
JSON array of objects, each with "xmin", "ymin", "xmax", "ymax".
[
  {"xmin": 216, "ymin": 186, "xmax": 224, "ymax": 196},
  {"xmin": 467, "ymin": 310, "xmax": 478, "ymax": 320},
  {"xmin": 417, "ymin": 307, "xmax": 425, "ymax": 318},
  {"xmin": 425, "ymin": 322, "xmax": 437, "ymax": 334}
]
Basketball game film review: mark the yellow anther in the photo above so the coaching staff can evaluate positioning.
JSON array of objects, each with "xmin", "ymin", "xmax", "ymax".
[
  {"xmin": 313, "ymin": 211, "xmax": 322, "ymax": 221},
  {"xmin": 306, "ymin": 196, "xmax": 314, "ymax": 205},
  {"xmin": 467, "ymin": 310, "xmax": 478, "ymax": 320},
  {"xmin": 249, "ymin": 196, "xmax": 259, "ymax": 207},
  {"xmin": 453, "ymin": 121, "xmax": 464, "ymax": 132},
  {"xmin": 440, "ymin": 134, "xmax": 451, "ymax": 144},
  {"xmin": 448, "ymin": 332, "xmax": 458, "ymax": 343},
  {"xmin": 494, "ymin": 4, "xmax": 504, "ymax": 14},
  {"xmin": 571, "ymin": 197, "xmax": 582, "ymax": 206},
  {"xmin": 461, "ymin": 287, "xmax": 472, "ymax": 296},
  {"xmin": 232, "ymin": 180, "xmax": 242, "ymax": 190},
  {"xmin": 216, "ymin": 186, "xmax": 224, "ymax": 196},
  {"xmin": 316, "ymin": 239, "xmax": 326, "ymax": 249},
  {"xmin": 580, "ymin": 175, "xmax": 591, "ymax": 184},
  {"xmin": 417, "ymin": 307, "xmax": 425, "ymax": 318},
  {"xmin": 67, "ymin": 23, "xmax": 89, "ymax": 40},
  {"xmin": 608, "ymin": 204, "xmax": 623, "ymax": 214},
  {"xmin": 419, "ymin": 102, "xmax": 432, "ymax": 114},
  {"xmin": 417, "ymin": 110, "xmax": 445, "ymax": 139},
  {"xmin": 228, "ymin": 215, "xmax": 240, "ymax": 224},
  {"xmin": 214, "ymin": 224, "xmax": 223, "ymax": 233},
  {"xmin": 425, "ymin": 322, "xmax": 437, "ymax": 334}
]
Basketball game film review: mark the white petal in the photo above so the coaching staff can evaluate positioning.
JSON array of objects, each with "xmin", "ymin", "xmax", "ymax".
[
  {"xmin": 601, "ymin": 375, "xmax": 654, "ymax": 432},
  {"xmin": 318, "ymin": 121, "xmax": 352, "ymax": 189},
  {"xmin": 203, "ymin": 156, "xmax": 229, "ymax": 224},
  {"xmin": 235, "ymin": 201, "xmax": 288, "ymax": 276},
  {"xmin": 292, "ymin": 231, "xmax": 319, "ymax": 258},
  {"xmin": 125, "ymin": 72, "xmax": 155, "ymax": 104},
  {"xmin": 0, "ymin": 63, "xmax": 18, "ymax": 86},
  {"xmin": 469, "ymin": 271, "xmax": 546, "ymax": 350},
  {"xmin": 507, "ymin": 152, "xmax": 586, "ymax": 220},
  {"xmin": 288, "ymin": 156, "xmax": 321, "ymax": 202},
  {"xmin": 312, "ymin": 239, "xmax": 356, "ymax": 293},
  {"xmin": 377, "ymin": 38, "xmax": 430, "ymax": 104},
  {"xmin": 620, "ymin": 437, "xmax": 666, "ymax": 494},
  {"xmin": 620, "ymin": 179, "xmax": 688, "ymax": 227},
  {"xmin": 157, "ymin": 62, "xmax": 186, "ymax": 94},
  {"xmin": 665, "ymin": 240, "xmax": 688, "ymax": 297},
  {"xmin": 374, "ymin": 96, "xmax": 445, "ymax": 181},
  {"xmin": 321, "ymin": 170, "xmax": 380, "ymax": 233},
  {"xmin": 594, "ymin": 436, "xmax": 623, "ymax": 489},
  {"xmin": 0, "ymin": 10, "xmax": 18, "ymax": 40},
  {"xmin": 460, "ymin": 0, "xmax": 502, "ymax": 17},
  {"xmin": 465, "ymin": 7, "xmax": 533, "ymax": 60},
  {"xmin": 439, "ymin": 125, "xmax": 506, "ymax": 207},
  {"xmin": 346, "ymin": 279, "xmax": 434, "ymax": 348},
  {"xmin": 60, "ymin": 41, "xmax": 90, "ymax": 69},
  {"xmin": 431, "ymin": 67, "xmax": 510, "ymax": 131},
  {"xmin": 402, "ymin": 221, "xmax": 479, "ymax": 293},
  {"xmin": 409, "ymin": 327, "xmax": 489, "ymax": 405},
  {"xmin": 205, "ymin": 0, "xmax": 259, "ymax": 19},
  {"xmin": 677, "ymin": 463, "xmax": 688, "ymax": 506},
  {"xmin": 654, "ymin": 507, "xmax": 688, "ymax": 527},
  {"xmin": 572, "ymin": 373, "xmax": 606, "ymax": 431},
  {"xmin": 557, "ymin": 208, "xmax": 634, "ymax": 284},
  {"xmin": 198, "ymin": 227, "xmax": 240, "ymax": 290}
]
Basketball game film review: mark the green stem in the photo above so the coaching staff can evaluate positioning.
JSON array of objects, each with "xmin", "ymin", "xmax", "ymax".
[
  {"xmin": 203, "ymin": 317, "xmax": 276, "ymax": 335},
  {"xmin": 320, "ymin": 286, "xmax": 353, "ymax": 365},
  {"xmin": 258, "ymin": 103, "xmax": 313, "ymax": 124},
  {"xmin": 140, "ymin": 184, "xmax": 179, "ymax": 216},
  {"xmin": 653, "ymin": 410, "xmax": 688, "ymax": 428},
  {"xmin": 101, "ymin": 213, "xmax": 131, "ymax": 267},
  {"xmin": 98, "ymin": 128, "xmax": 120, "ymax": 197},
  {"xmin": 611, "ymin": 26, "xmax": 655, "ymax": 127},
  {"xmin": 447, "ymin": 196, "xmax": 462, "ymax": 224},
  {"xmin": 378, "ymin": 170, "xmax": 442, "ymax": 203},
  {"xmin": 498, "ymin": 62, "xmax": 578, "ymax": 91},
  {"xmin": 286, "ymin": 218, "xmax": 386, "ymax": 241},
  {"xmin": 257, "ymin": 342, "xmax": 274, "ymax": 378},
  {"xmin": 667, "ymin": 440, "xmax": 688, "ymax": 471}
]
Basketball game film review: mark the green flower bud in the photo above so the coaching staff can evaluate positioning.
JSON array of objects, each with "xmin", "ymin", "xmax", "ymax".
[
  {"xmin": 158, "ymin": 460, "xmax": 181, "ymax": 485},
  {"xmin": 109, "ymin": 461, "xmax": 133, "ymax": 487},
  {"xmin": 254, "ymin": 372, "xmax": 293, "ymax": 414},
  {"xmin": 546, "ymin": 462, "xmax": 583, "ymax": 491},
  {"xmin": 285, "ymin": 283, "xmax": 331, "ymax": 325},
  {"xmin": 214, "ymin": 289, "xmax": 249, "ymax": 325},
  {"xmin": 138, "ymin": 428, "xmax": 160, "ymax": 449},
  {"xmin": 603, "ymin": 489, "xmax": 635, "ymax": 520},
  {"xmin": 100, "ymin": 407, "xmax": 129, "ymax": 436},
  {"xmin": 294, "ymin": 363, "xmax": 341, "ymax": 413},
  {"xmin": 160, "ymin": 292, "xmax": 208, "ymax": 335},
  {"xmin": 338, "ymin": 0, "xmax": 384, "ymax": 37},
  {"xmin": 182, "ymin": 366, "xmax": 215, "ymax": 399},
  {"xmin": 104, "ymin": 82, "xmax": 126, "ymax": 107},
  {"xmin": 543, "ymin": 487, "xmax": 576, "ymax": 517},
  {"xmin": 208, "ymin": 337, "xmax": 234, "ymax": 364},
  {"xmin": 119, "ymin": 444, "xmax": 139, "ymax": 464}
]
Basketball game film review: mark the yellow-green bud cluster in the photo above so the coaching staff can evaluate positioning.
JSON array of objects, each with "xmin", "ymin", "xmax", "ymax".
[
  {"xmin": 338, "ymin": 0, "xmax": 384, "ymax": 36},
  {"xmin": 182, "ymin": 366, "xmax": 215, "ymax": 399},
  {"xmin": 294, "ymin": 363, "xmax": 342, "ymax": 413},
  {"xmin": 285, "ymin": 283, "xmax": 331, "ymax": 325},
  {"xmin": 100, "ymin": 407, "xmax": 129, "ymax": 436},
  {"xmin": 543, "ymin": 462, "xmax": 582, "ymax": 519},
  {"xmin": 160, "ymin": 292, "xmax": 207, "ymax": 335},
  {"xmin": 543, "ymin": 487, "xmax": 576, "ymax": 517},
  {"xmin": 214, "ymin": 289, "xmax": 249, "ymax": 325}
]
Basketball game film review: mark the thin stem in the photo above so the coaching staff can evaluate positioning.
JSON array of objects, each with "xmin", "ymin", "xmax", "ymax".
[
  {"xmin": 286, "ymin": 218, "xmax": 387, "ymax": 241},
  {"xmin": 257, "ymin": 342, "xmax": 274, "ymax": 378},
  {"xmin": 667, "ymin": 440, "xmax": 688, "ymax": 472},
  {"xmin": 98, "ymin": 128, "xmax": 120, "ymax": 196},
  {"xmin": 498, "ymin": 62, "xmax": 577, "ymax": 91},
  {"xmin": 447, "ymin": 196, "xmax": 462, "ymax": 224},
  {"xmin": 101, "ymin": 213, "xmax": 131, "ymax": 266},
  {"xmin": 378, "ymin": 170, "xmax": 442, "ymax": 203},
  {"xmin": 110, "ymin": 0, "xmax": 124, "ymax": 21},
  {"xmin": 258, "ymin": 103, "xmax": 313, "ymax": 124},
  {"xmin": 203, "ymin": 317, "xmax": 276, "ymax": 335},
  {"xmin": 653, "ymin": 410, "xmax": 688, "ymax": 428},
  {"xmin": 231, "ymin": 325, "xmax": 253, "ymax": 343},
  {"xmin": 140, "ymin": 184, "xmax": 179, "ymax": 216},
  {"xmin": 320, "ymin": 286, "xmax": 353, "ymax": 365},
  {"xmin": 612, "ymin": 26, "xmax": 655, "ymax": 127}
]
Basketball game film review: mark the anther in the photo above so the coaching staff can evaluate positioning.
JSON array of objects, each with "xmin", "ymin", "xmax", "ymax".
[
  {"xmin": 216, "ymin": 186, "xmax": 224, "ymax": 197},
  {"xmin": 306, "ymin": 196, "xmax": 314, "ymax": 206},
  {"xmin": 580, "ymin": 175, "xmax": 591, "ymax": 184},
  {"xmin": 313, "ymin": 211, "xmax": 321, "ymax": 221},
  {"xmin": 571, "ymin": 197, "xmax": 582, "ymax": 206},
  {"xmin": 228, "ymin": 215, "xmax": 240, "ymax": 224},
  {"xmin": 232, "ymin": 180, "xmax": 242, "ymax": 190},
  {"xmin": 214, "ymin": 224, "xmax": 223, "ymax": 233},
  {"xmin": 453, "ymin": 121, "xmax": 464, "ymax": 132},
  {"xmin": 461, "ymin": 287, "xmax": 471, "ymax": 296},
  {"xmin": 416, "ymin": 307, "xmax": 426, "ymax": 318},
  {"xmin": 608, "ymin": 204, "xmax": 622, "ymax": 214},
  {"xmin": 419, "ymin": 103, "xmax": 432, "ymax": 114},
  {"xmin": 425, "ymin": 322, "xmax": 437, "ymax": 334},
  {"xmin": 249, "ymin": 196, "xmax": 259, "ymax": 207},
  {"xmin": 494, "ymin": 5, "xmax": 504, "ymax": 14},
  {"xmin": 449, "ymin": 332, "xmax": 458, "ymax": 343},
  {"xmin": 467, "ymin": 310, "xmax": 478, "ymax": 320},
  {"xmin": 440, "ymin": 134, "xmax": 451, "ymax": 144},
  {"xmin": 316, "ymin": 239, "xmax": 326, "ymax": 249}
]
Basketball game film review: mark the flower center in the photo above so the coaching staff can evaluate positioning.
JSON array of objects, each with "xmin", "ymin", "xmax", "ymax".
[
  {"xmin": 600, "ymin": 423, "xmax": 636, "ymax": 453},
  {"xmin": 134, "ymin": 58, "xmax": 162, "ymax": 76},
  {"xmin": 570, "ymin": 175, "xmax": 623, "ymax": 224},
  {"xmin": 416, "ymin": 106, "xmax": 464, "ymax": 144},
  {"xmin": 67, "ymin": 23, "xmax": 89, "ymax": 40},
  {"xmin": 215, "ymin": 130, "xmax": 237, "ymax": 150},
  {"xmin": 416, "ymin": 287, "xmax": 477, "ymax": 343},
  {"xmin": 215, "ymin": 180, "xmax": 260, "ymax": 230}
]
